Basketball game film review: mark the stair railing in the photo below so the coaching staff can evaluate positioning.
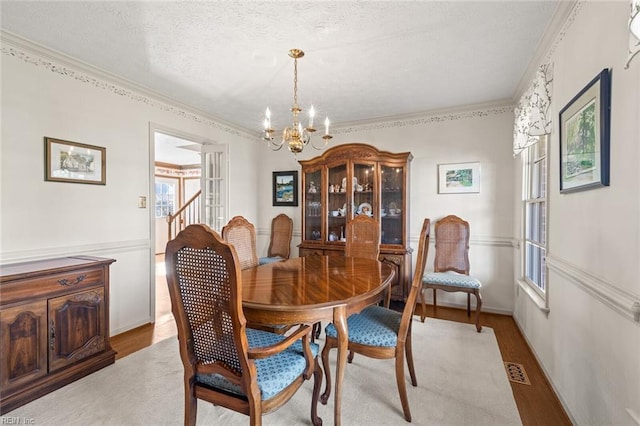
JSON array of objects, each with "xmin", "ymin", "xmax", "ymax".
[{"xmin": 167, "ymin": 189, "xmax": 202, "ymax": 241}]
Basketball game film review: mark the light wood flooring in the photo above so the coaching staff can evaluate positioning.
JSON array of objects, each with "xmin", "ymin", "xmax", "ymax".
[{"xmin": 110, "ymin": 260, "xmax": 572, "ymax": 426}]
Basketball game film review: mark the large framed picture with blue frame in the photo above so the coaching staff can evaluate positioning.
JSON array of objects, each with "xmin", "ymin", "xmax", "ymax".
[
  {"xmin": 272, "ymin": 170, "xmax": 298, "ymax": 206},
  {"xmin": 559, "ymin": 68, "xmax": 611, "ymax": 193}
]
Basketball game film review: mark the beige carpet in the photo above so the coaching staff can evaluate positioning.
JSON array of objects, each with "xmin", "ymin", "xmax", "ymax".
[{"xmin": 10, "ymin": 318, "xmax": 521, "ymax": 425}]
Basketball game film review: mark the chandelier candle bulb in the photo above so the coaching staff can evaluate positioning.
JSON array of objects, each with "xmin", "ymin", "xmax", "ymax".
[
  {"xmin": 308, "ymin": 105, "xmax": 315, "ymax": 129},
  {"xmin": 325, "ymin": 117, "xmax": 330, "ymax": 135}
]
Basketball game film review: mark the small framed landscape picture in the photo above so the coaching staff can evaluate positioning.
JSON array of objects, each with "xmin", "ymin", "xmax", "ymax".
[
  {"xmin": 45, "ymin": 137, "xmax": 106, "ymax": 185},
  {"xmin": 272, "ymin": 170, "xmax": 298, "ymax": 206},
  {"xmin": 438, "ymin": 162, "xmax": 480, "ymax": 194}
]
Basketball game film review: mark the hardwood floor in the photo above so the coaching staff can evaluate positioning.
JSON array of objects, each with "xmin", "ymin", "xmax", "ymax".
[{"xmin": 111, "ymin": 265, "xmax": 572, "ymax": 426}]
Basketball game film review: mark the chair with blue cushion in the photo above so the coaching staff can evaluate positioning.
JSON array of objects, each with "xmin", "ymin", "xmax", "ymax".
[
  {"xmin": 418, "ymin": 214, "xmax": 482, "ymax": 332},
  {"xmin": 259, "ymin": 213, "xmax": 293, "ymax": 265},
  {"xmin": 165, "ymin": 224, "xmax": 322, "ymax": 426},
  {"xmin": 320, "ymin": 218, "xmax": 431, "ymax": 422}
]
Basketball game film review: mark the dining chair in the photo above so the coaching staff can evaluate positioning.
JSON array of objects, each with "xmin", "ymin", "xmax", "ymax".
[
  {"xmin": 259, "ymin": 213, "xmax": 293, "ymax": 265},
  {"xmin": 418, "ymin": 214, "xmax": 482, "ymax": 332},
  {"xmin": 165, "ymin": 224, "xmax": 322, "ymax": 426},
  {"xmin": 320, "ymin": 218, "xmax": 431, "ymax": 422},
  {"xmin": 222, "ymin": 216, "xmax": 259, "ymax": 270},
  {"xmin": 223, "ymin": 215, "xmax": 294, "ymax": 335},
  {"xmin": 311, "ymin": 214, "xmax": 382, "ymax": 339},
  {"xmin": 344, "ymin": 214, "xmax": 380, "ymax": 260}
]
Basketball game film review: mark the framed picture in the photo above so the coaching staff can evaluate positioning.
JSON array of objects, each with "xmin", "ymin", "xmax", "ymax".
[
  {"xmin": 45, "ymin": 137, "xmax": 106, "ymax": 185},
  {"xmin": 272, "ymin": 170, "xmax": 298, "ymax": 206},
  {"xmin": 559, "ymin": 68, "xmax": 611, "ymax": 193},
  {"xmin": 438, "ymin": 162, "xmax": 481, "ymax": 194}
]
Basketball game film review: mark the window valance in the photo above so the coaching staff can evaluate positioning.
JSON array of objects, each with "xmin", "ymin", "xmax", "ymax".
[
  {"xmin": 513, "ymin": 63, "xmax": 553, "ymax": 157},
  {"xmin": 625, "ymin": 0, "xmax": 640, "ymax": 68}
]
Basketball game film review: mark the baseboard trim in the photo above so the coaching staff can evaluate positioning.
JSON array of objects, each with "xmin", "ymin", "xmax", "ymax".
[{"xmin": 513, "ymin": 314, "xmax": 579, "ymax": 426}]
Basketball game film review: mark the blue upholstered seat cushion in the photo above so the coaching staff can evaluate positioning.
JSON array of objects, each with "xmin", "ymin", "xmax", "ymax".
[
  {"xmin": 259, "ymin": 256, "xmax": 285, "ymax": 265},
  {"xmin": 422, "ymin": 271, "xmax": 481, "ymax": 289},
  {"xmin": 325, "ymin": 305, "xmax": 401, "ymax": 348},
  {"xmin": 196, "ymin": 328, "xmax": 319, "ymax": 400}
]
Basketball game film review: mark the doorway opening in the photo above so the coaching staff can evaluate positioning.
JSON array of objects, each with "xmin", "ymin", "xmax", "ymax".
[{"xmin": 153, "ymin": 130, "xmax": 202, "ymax": 323}]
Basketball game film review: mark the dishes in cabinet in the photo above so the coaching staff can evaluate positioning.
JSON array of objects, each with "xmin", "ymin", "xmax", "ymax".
[{"xmin": 357, "ymin": 202, "xmax": 373, "ymax": 216}]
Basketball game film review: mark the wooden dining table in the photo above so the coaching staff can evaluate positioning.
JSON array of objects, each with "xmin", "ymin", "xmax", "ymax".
[{"xmin": 241, "ymin": 255, "xmax": 395, "ymax": 426}]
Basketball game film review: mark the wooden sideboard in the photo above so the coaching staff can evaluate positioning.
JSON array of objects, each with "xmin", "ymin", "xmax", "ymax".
[{"xmin": 0, "ymin": 256, "xmax": 116, "ymax": 414}]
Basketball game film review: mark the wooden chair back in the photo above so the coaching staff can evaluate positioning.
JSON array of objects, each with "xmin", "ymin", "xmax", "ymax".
[
  {"xmin": 402, "ymin": 218, "xmax": 431, "ymax": 325},
  {"xmin": 433, "ymin": 215, "xmax": 470, "ymax": 274},
  {"xmin": 267, "ymin": 214, "xmax": 293, "ymax": 259},
  {"xmin": 222, "ymin": 216, "xmax": 259, "ymax": 270},
  {"xmin": 165, "ymin": 224, "xmax": 322, "ymax": 425},
  {"xmin": 345, "ymin": 215, "xmax": 380, "ymax": 260},
  {"xmin": 164, "ymin": 224, "xmax": 252, "ymax": 408}
]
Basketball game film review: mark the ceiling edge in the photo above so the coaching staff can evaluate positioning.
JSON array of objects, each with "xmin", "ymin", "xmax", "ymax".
[
  {"xmin": 0, "ymin": 30, "xmax": 256, "ymax": 140},
  {"xmin": 512, "ymin": 0, "xmax": 580, "ymax": 100},
  {"xmin": 334, "ymin": 99, "xmax": 514, "ymax": 135}
]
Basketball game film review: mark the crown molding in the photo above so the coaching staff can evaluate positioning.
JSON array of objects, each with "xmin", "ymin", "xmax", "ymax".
[
  {"xmin": 334, "ymin": 99, "xmax": 514, "ymax": 135},
  {"xmin": 1, "ymin": 30, "xmax": 255, "ymax": 140},
  {"xmin": 513, "ymin": 0, "xmax": 580, "ymax": 99}
]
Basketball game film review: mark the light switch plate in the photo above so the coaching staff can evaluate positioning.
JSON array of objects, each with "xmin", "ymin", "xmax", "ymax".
[{"xmin": 138, "ymin": 196, "xmax": 147, "ymax": 208}]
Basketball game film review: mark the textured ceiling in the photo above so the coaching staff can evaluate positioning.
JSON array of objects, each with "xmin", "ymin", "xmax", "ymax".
[{"xmin": 1, "ymin": 1, "xmax": 559, "ymax": 135}]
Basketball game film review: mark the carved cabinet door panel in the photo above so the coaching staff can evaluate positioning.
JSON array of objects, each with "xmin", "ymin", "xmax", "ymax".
[
  {"xmin": 48, "ymin": 288, "xmax": 106, "ymax": 372},
  {"xmin": 0, "ymin": 301, "xmax": 48, "ymax": 393}
]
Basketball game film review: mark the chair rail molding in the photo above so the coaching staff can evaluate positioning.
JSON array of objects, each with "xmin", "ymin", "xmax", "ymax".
[
  {"xmin": 0, "ymin": 239, "xmax": 149, "ymax": 264},
  {"xmin": 546, "ymin": 253, "xmax": 640, "ymax": 324}
]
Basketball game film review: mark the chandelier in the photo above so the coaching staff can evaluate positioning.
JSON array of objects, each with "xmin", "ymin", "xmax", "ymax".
[{"xmin": 263, "ymin": 49, "xmax": 332, "ymax": 154}]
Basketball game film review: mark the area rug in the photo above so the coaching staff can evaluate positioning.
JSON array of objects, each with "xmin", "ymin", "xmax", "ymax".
[{"xmin": 9, "ymin": 318, "xmax": 521, "ymax": 425}]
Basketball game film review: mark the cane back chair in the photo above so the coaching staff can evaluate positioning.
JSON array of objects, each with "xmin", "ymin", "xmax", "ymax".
[
  {"xmin": 419, "ymin": 214, "xmax": 482, "ymax": 332},
  {"xmin": 259, "ymin": 214, "xmax": 293, "ymax": 265},
  {"xmin": 222, "ymin": 216, "xmax": 259, "ymax": 271},
  {"xmin": 165, "ymin": 224, "xmax": 322, "ymax": 426}
]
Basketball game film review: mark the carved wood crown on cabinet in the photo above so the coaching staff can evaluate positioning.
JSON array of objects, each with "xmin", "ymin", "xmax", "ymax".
[
  {"xmin": 298, "ymin": 143, "xmax": 413, "ymax": 301},
  {"xmin": 0, "ymin": 256, "xmax": 116, "ymax": 414}
]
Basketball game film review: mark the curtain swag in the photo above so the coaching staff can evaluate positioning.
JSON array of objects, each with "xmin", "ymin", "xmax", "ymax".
[
  {"xmin": 513, "ymin": 63, "xmax": 553, "ymax": 157},
  {"xmin": 625, "ymin": 0, "xmax": 640, "ymax": 69}
]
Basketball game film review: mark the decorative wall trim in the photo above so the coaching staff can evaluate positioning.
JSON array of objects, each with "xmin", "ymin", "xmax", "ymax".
[
  {"xmin": 546, "ymin": 254, "xmax": 640, "ymax": 324},
  {"xmin": 0, "ymin": 239, "xmax": 150, "ymax": 264},
  {"xmin": 0, "ymin": 31, "xmax": 254, "ymax": 141},
  {"xmin": 334, "ymin": 103, "xmax": 513, "ymax": 134}
]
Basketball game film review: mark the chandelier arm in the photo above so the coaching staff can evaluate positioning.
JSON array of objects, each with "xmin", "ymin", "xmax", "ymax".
[
  {"xmin": 310, "ymin": 137, "xmax": 329, "ymax": 150},
  {"xmin": 268, "ymin": 141, "xmax": 285, "ymax": 151}
]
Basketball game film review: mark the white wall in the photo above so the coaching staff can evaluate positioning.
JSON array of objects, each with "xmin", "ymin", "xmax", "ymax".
[
  {"xmin": 513, "ymin": 2, "xmax": 640, "ymax": 425},
  {"xmin": 0, "ymin": 35, "xmax": 258, "ymax": 334},
  {"xmin": 255, "ymin": 103, "xmax": 517, "ymax": 314}
]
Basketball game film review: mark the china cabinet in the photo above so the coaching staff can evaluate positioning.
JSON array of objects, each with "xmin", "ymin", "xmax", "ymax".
[
  {"xmin": 0, "ymin": 256, "xmax": 116, "ymax": 414},
  {"xmin": 299, "ymin": 143, "xmax": 413, "ymax": 300}
]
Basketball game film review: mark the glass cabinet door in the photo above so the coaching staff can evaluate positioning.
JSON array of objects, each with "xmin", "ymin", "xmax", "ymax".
[
  {"xmin": 304, "ymin": 169, "xmax": 322, "ymax": 242},
  {"xmin": 353, "ymin": 162, "xmax": 376, "ymax": 219},
  {"xmin": 327, "ymin": 163, "xmax": 347, "ymax": 242},
  {"xmin": 381, "ymin": 164, "xmax": 405, "ymax": 245}
]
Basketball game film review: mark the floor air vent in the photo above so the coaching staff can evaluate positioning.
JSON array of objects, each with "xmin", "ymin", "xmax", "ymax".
[{"xmin": 504, "ymin": 362, "xmax": 531, "ymax": 385}]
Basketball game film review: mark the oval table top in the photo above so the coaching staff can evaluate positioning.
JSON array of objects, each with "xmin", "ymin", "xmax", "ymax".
[{"xmin": 241, "ymin": 255, "xmax": 394, "ymax": 314}]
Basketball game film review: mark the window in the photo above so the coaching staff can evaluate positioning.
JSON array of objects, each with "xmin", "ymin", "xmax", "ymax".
[
  {"xmin": 522, "ymin": 137, "xmax": 548, "ymax": 307},
  {"xmin": 155, "ymin": 180, "xmax": 176, "ymax": 218}
]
